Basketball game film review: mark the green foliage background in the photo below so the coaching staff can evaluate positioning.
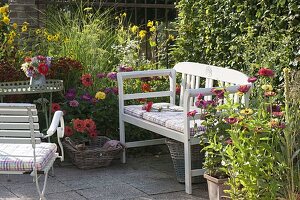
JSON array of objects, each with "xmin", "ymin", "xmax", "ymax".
[{"xmin": 173, "ymin": 0, "xmax": 300, "ymax": 75}]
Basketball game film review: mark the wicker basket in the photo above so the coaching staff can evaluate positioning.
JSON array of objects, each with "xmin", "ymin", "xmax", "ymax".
[
  {"xmin": 165, "ymin": 138, "xmax": 205, "ymax": 183},
  {"xmin": 62, "ymin": 136, "xmax": 123, "ymax": 169}
]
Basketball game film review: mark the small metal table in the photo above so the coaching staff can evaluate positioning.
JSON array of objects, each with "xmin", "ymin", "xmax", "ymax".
[{"xmin": 0, "ymin": 80, "xmax": 64, "ymax": 128}]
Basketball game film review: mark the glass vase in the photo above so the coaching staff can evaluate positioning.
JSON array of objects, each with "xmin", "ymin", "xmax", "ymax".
[{"xmin": 30, "ymin": 74, "xmax": 46, "ymax": 86}]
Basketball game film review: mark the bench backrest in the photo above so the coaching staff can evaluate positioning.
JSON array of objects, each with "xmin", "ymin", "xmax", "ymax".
[
  {"xmin": 0, "ymin": 103, "xmax": 43, "ymax": 144},
  {"xmin": 174, "ymin": 62, "xmax": 250, "ymax": 106}
]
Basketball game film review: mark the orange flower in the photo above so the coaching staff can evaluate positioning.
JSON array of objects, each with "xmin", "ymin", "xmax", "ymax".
[
  {"xmin": 81, "ymin": 74, "xmax": 93, "ymax": 87},
  {"xmin": 141, "ymin": 83, "xmax": 151, "ymax": 92},
  {"xmin": 84, "ymin": 119, "xmax": 96, "ymax": 132},
  {"xmin": 51, "ymin": 103, "xmax": 61, "ymax": 113},
  {"xmin": 73, "ymin": 119, "xmax": 85, "ymax": 133}
]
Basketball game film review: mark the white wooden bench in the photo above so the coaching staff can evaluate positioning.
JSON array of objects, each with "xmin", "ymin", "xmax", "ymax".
[
  {"xmin": 117, "ymin": 62, "xmax": 251, "ymax": 194},
  {"xmin": 0, "ymin": 103, "xmax": 64, "ymax": 200}
]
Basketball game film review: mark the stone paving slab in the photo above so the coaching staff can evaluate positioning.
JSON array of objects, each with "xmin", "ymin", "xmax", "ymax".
[{"xmin": 0, "ymin": 154, "xmax": 208, "ymax": 200}]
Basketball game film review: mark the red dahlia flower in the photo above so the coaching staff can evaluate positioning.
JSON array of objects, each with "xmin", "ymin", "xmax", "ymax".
[
  {"xmin": 38, "ymin": 63, "xmax": 49, "ymax": 75},
  {"xmin": 73, "ymin": 119, "xmax": 86, "ymax": 133},
  {"xmin": 51, "ymin": 103, "xmax": 61, "ymax": 113},
  {"xmin": 64, "ymin": 126, "xmax": 74, "ymax": 137},
  {"xmin": 84, "ymin": 119, "xmax": 96, "ymax": 132},
  {"xmin": 258, "ymin": 68, "xmax": 274, "ymax": 77},
  {"xmin": 81, "ymin": 74, "xmax": 93, "ymax": 87}
]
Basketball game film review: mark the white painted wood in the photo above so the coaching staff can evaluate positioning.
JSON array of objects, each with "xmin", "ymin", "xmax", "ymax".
[
  {"xmin": 0, "ymin": 116, "xmax": 39, "ymax": 123},
  {"xmin": 0, "ymin": 108, "xmax": 38, "ymax": 115},
  {"xmin": 0, "ymin": 130, "xmax": 43, "ymax": 137},
  {"xmin": 124, "ymin": 91, "xmax": 172, "ymax": 100},
  {"xmin": 0, "ymin": 137, "xmax": 41, "ymax": 144},
  {"xmin": 0, "ymin": 123, "xmax": 39, "ymax": 130},
  {"xmin": 117, "ymin": 62, "xmax": 251, "ymax": 195}
]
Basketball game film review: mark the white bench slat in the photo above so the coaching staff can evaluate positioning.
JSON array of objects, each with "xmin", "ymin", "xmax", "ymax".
[
  {"xmin": 0, "ymin": 137, "xmax": 41, "ymax": 144},
  {"xmin": 0, "ymin": 130, "xmax": 43, "ymax": 137},
  {"xmin": 0, "ymin": 123, "xmax": 39, "ymax": 130},
  {"xmin": 0, "ymin": 103, "xmax": 36, "ymax": 108},
  {"xmin": 0, "ymin": 108, "xmax": 38, "ymax": 116},
  {"xmin": 0, "ymin": 116, "xmax": 38, "ymax": 123},
  {"xmin": 123, "ymin": 91, "xmax": 172, "ymax": 100}
]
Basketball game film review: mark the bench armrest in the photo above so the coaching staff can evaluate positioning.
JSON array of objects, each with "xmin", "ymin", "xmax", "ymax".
[
  {"xmin": 44, "ymin": 110, "xmax": 64, "ymax": 161},
  {"xmin": 117, "ymin": 69, "xmax": 174, "ymax": 80}
]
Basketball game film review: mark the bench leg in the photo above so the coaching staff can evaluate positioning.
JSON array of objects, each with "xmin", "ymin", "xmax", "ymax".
[
  {"xmin": 184, "ymin": 140, "xmax": 192, "ymax": 194},
  {"xmin": 120, "ymin": 120, "xmax": 126, "ymax": 163}
]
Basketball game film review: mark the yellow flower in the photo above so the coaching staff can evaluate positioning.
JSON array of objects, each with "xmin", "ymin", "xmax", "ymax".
[
  {"xmin": 130, "ymin": 25, "xmax": 138, "ymax": 33},
  {"xmin": 147, "ymin": 20, "xmax": 153, "ymax": 27},
  {"xmin": 35, "ymin": 29, "xmax": 41, "ymax": 35},
  {"xmin": 95, "ymin": 91, "xmax": 106, "ymax": 100},
  {"xmin": 0, "ymin": 5, "xmax": 8, "ymax": 15},
  {"xmin": 149, "ymin": 26, "xmax": 156, "ymax": 32},
  {"xmin": 21, "ymin": 25, "xmax": 28, "ymax": 32},
  {"xmin": 47, "ymin": 34, "xmax": 53, "ymax": 41},
  {"xmin": 122, "ymin": 12, "xmax": 127, "ymax": 17},
  {"xmin": 23, "ymin": 22, "xmax": 29, "ymax": 26},
  {"xmin": 53, "ymin": 34, "xmax": 59, "ymax": 41},
  {"xmin": 9, "ymin": 31, "xmax": 16, "ymax": 38},
  {"xmin": 12, "ymin": 23, "xmax": 17, "ymax": 29},
  {"xmin": 7, "ymin": 38, "xmax": 13, "ymax": 45},
  {"xmin": 240, "ymin": 108, "xmax": 253, "ymax": 115},
  {"xmin": 261, "ymin": 84, "xmax": 273, "ymax": 91},
  {"xmin": 149, "ymin": 40, "xmax": 156, "ymax": 47},
  {"xmin": 236, "ymin": 91, "xmax": 244, "ymax": 97},
  {"xmin": 139, "ymin": 30, "xmax": 147, "ymax": 39},
  {"xmin": 168, "ymin": 34, "xmax": 175, "ymax": 41},
  {"xmin": 2, "ymin": 16, "xmax": 10, "ymax": 25}
]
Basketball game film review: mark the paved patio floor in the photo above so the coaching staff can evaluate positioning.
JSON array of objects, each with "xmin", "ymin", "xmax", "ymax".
[{"xmin": 0, "ymin": 154, "xmax": 209, "ymax": 200}]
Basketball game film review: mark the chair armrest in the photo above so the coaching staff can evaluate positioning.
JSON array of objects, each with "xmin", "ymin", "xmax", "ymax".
[{"xmin": 44, "ymin": 110, "xmax": 64, "ymax": 138}]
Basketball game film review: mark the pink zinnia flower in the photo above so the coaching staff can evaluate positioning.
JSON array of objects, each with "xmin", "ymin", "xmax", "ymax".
[
  {"xmin": 238, "ymin": 85, "xmax": 251, "ymax": 93},
  {"xmin": 69, "ymin": 100, "xmax": 79, "ymax": 107},
  {"xmin": 211, "ymin": 88, "xmax": 225, "ymax": 99},
  {"xmin": 225, "ymin": 138, "xmax": 233, "ymax": 145},
  {"xmin": 187, "ymin": 110, "xmax": 197, "ymax": 117},
  {"xmin": 247, "ymin": 77, "xmax": 257, "ymax": 83},
  {"xmin": 176, "ymin": 85, "xmax": 181, "ymax": 95},
  {"xmin": 73, "ymin": 119, "xmax": 85, "ymax": 133},
  {"xmin": 84, "ymin": 119, "xmax": 96, "ymax": 132},
  {"xmin": 225, "ymin": 117, "xmax": 238, "ymax": 124},
  {"xmin": 258, "ymin": 68, "xmax": 274, "ymax": 77}
]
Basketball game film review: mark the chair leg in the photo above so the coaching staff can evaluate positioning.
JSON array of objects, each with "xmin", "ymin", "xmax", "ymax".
[
  {"xmin": 119, "ymin": 120, "xmax": 126, "ymax": 163},
  {"xmin": 33, "ymin": 169, "xmax": 49, "ymax": 200},
  {"xmin": 184, "ymin": 140, "xmax": 192, "ymax": 194}
]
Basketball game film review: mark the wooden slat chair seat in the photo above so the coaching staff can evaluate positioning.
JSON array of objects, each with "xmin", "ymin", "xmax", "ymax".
[{"xmin": 0, "ymin": 103, "xmax": 64, "ymax": 200}]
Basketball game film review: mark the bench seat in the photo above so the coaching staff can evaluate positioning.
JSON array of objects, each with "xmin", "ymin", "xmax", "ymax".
[
  {"xmin": 0, "ymin": 143, "xmax": 57, "ymax": 171},
  {"xmin": 124, "ymin": 104, "xmax": 205, "ymax": 136}
]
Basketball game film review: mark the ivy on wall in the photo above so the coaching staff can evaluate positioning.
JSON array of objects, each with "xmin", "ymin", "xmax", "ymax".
[{"xmin": 172, "ymin": 0, "xmax": 299, "ymax": 75}]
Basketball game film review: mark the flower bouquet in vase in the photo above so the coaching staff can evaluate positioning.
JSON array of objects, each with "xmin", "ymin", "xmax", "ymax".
[{"xmin": 21, "ymin": 55, "xmax": 51, "ymax": 86}]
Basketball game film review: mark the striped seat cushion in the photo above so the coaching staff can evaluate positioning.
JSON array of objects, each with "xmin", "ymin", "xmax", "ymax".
[
  {"xmin": 124, "ymin": 105, "xmax": 146, "ymax": 118},
  {"xmin": 0, "ymin": 143, "xmax": 57, "ymax": 171},
  {"xmin": 165, "ymin": 116, "xmax": 206, "ymax": 136},
  {"xmin": 142, "ymin": 111, "xmax": 182, "ymax": 126}
]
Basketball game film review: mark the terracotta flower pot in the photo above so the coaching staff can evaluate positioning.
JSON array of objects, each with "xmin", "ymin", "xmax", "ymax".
[{"xmin": 204, "ymin": 173, "xmax": 229, "ymax": 200}]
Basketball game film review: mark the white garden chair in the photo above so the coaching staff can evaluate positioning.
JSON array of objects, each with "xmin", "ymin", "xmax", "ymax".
[{"xmin": 0, "ymin": 103, "xmax": 64, "ymax": 200}]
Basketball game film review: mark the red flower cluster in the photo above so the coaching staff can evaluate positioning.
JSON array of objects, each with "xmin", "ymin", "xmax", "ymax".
[
  {"xmin": 81, "ymin": 74, "xmax": 93, "ymax": 87},
  {"xmin": 72, "ymin": 118, "xmax": 97, "ymax": 138},
  {"xmin": 187, "ymin": 110, "xmax": 197, "ymax": 117},
  {"xmin": 258, "ymin": 68, "xmax": 274, "ymax": 77}
]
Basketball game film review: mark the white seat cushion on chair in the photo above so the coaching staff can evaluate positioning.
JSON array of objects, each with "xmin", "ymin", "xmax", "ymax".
[
  {"xmin": 0, "ymin": 143, "xmax": 57, "ymax": 171},
  {"xmin": 142, "ymin": 111, "xmax": 182, "ymax": 126},
  {"xmin": 124, "ymin": 105, "xmax": 146, "ymax": 118},
  {"xmin": 165, "ymin": 116, "xmax": 206, "ymax": 136}
]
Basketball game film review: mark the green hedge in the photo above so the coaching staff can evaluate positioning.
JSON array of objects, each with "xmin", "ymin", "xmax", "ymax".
[{"xmin": 173, "ymin": 0, "xmax": 300, "ymax": 75}]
